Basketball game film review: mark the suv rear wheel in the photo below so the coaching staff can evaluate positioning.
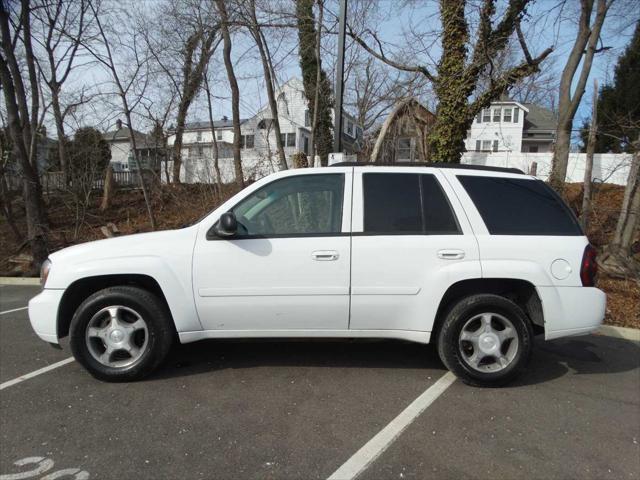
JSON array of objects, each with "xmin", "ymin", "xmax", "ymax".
[
  {"xmin": 69, "ymin": 286, "xmax": 174, "ymax": 382},
  {"xmin": 437, "ymin": 294, "xmax": 533, "ymax": 387}
]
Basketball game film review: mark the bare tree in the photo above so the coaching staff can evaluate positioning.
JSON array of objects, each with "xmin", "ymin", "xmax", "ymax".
[
  {"xmin": 84, "ymin": 3, "xmax": 156, "ymax": 229},
  {"xmin": 548, "ymin": 0, "xmax": 613, "ymax": 195},
  {"xmin": 32, "ymin": 0, "xmax": 88, "ymax": 184},
  {"xmin": 581, "ymin": 79, "xmax": 598, "ymax": 231},
  {"xmin": 238, "ymin": 0, "xmax": 288, "ymax": 171},
  {"xmin": 216, "ymin": 0, "xmax": 244, "ymax": 188},
  {"xmin": 599, "ymin": 136, "xmax": 640, "ymax": 277},
  {"xmin": 0, "ymin": 0, "xmax": 49, "ymax": 266},
  {"xmin": 145, "ymin": 0, "xmax": 221, "ymax": 183}
]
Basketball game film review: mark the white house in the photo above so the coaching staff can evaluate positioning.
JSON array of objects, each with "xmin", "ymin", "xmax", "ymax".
[
  {"xmin": 465, "ymin": 100, "xmax": 557, "ymax": 153},
  {"xmin": 167, "ymin": 78, "xmax": 363, "ymax": 183},
  {"xmin": 103, "ymin": 120, "xmax": 160, "ymax": 173}
]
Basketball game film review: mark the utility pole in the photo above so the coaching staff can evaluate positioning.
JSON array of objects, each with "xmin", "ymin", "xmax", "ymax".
[{"xmin": 334, "ymin": 0, "xmax": 347, "ymax": 153}]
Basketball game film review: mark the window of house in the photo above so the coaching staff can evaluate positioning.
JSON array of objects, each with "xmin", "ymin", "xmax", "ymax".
[
  {"xmin": 280, "ymin": 133, "xmax": 286, "ymax": 146},
  {"xmin": 197, "ymin": 146, "xmax": 204, "ymax": 157},
  {"xmin": 492, "ymin": 140, "xmax": 498, "ymax": 152},
  {"xmin": 475, "ymin": 140, "xmax": 481, "ymax": 152},
  {"xmin": 303, "ymin": 137, "xmax": 309, "ymax": 155},
  {"xmin": 397, "ymin": 138, "xmax": 412, "ymax": 161},
  {"xmin": 457, "ymin": 176, "xmax": 582, "ymax": 236},
  {"xmin": 493, "ymin": 108, "xmax": 502, "ymax": 122},
  {"xmin": 356, "ymin": 126, "xmax": 363, "ymax": 138},
  {"xmin": 476, "ymin": 112, "xmax": 482, "ymax": 123},
  {"xmin": 503, "ymin": 108, "xmax": 512, "ymax": 122},
  {"xmin": 304, "ymin": 110, "xmax": 311, "ymax": 127},
  {"xmin": 231, "ymin": 174, "xmax": 344, "ymax": 237},
  {"xmin": 482, "ymin": 140, "xmax": 492, "ymax": 151},
  {"xmin": 196, "ymin": 131, "xmax": 203, "ymax": 142},
  {"xmin": 513, "ymin": 107, "xmax": 519, "ymax": 122},
  {"xmin": 363, "ymin": 173, "xmax": 460, "ymax": 235},
  {"xmin": 287, "ymin": 133, "xmax": 296, "ymax": 147},
  {"xmin": 242, "ymin": 135, "xmax": 254, "ymax": 149},
  {"xmin": 529, "ymin": 145, "xmax": 539, "ymax": 153},
  {"xmin": 216, "ymin": 130, "xmax": 222, "ymax": 141},
  {"xmin": 482, "ymin": 109, "xmax": 491, "ymax": 122},
  {"xmin": 346, "ymin": 120, "xmax": 354, "ymax": 137}
]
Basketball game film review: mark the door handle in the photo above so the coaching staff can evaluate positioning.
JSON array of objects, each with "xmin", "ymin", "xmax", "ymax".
[
  {"xmin": 437, "ymin": 249, "xmax": 465, "ymax": 260},
  {"xmin": 312, "ymin": 250, "xmax": 339, "ymax": 261}
]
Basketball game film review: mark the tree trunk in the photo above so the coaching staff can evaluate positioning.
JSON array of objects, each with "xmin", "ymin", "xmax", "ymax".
[
  {"xmin": 172, "ymin": 108, "xmax": 188, "ymax": 184},
  {"xmin": 309, "ymin": 0, "xmax": 324, "ymax": 167},
  {"xmin": 580, "ymin": 79, "xmax": 598, "ymax": 231},
  {"xmin": 101, "ymin": 165, "xmax": 115, "ymax": 211},
  {"xmin": 217, "ymin": 0, "xmax": 244, "ymax": 188},
  {"xmin": 0, "ymin": 1, "xmax": 49, "ymax": 266},
  {"xmin": 204, "ymin": 75, "xmax": 222, "ymax": 191},
  {"xmin": 50, "ymin": 87, "xmax": 69, "ymax": 182},
  {"xmin": 599, "ymin": 149, "xmax": 640, "ymax": 277},
  {"xmin": 549, "ymin": 0, "xmax": 610, "ymax": 195}
]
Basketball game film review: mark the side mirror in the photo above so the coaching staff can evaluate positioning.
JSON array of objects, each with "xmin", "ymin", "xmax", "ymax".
[{"xmin": 216, "ymin": 211, "xmax": 238, "ymax": 237}]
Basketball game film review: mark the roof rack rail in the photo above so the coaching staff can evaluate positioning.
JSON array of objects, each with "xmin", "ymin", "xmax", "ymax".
[{"xmin": 328, "ymin": 161, "xmax": 525, "ymax": 175}]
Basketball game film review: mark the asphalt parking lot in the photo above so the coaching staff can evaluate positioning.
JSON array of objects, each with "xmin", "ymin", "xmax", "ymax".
[{"xmin": 1, "ymin": 285, "xmax": 639, "ymax": 480}]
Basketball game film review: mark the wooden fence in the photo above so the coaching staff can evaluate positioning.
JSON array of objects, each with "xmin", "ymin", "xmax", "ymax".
[{"xmin": 4, "ymin": 170, "xmax": 158, "ymax": 196}]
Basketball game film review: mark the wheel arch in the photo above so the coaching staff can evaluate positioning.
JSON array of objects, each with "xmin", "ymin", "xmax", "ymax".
[
  {"xmin": 57, "ymin": 274, "xmax": 172, "ymax": 340},
  {"xmin": 433, "ymin": 278, "xmax": 544, "ymax": 339}
]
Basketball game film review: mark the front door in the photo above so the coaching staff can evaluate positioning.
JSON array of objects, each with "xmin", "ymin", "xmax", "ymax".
[{"xmin": 192, "ymin": 170, "xmax": 352, "ymax": 331}]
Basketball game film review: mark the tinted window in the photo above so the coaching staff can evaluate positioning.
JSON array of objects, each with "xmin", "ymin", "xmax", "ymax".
[
  {"xmin": 458, "ymin": 175, "xmax": 582, "ymax": 235},
  {"xmin": 421, "ymin": 175, "xmax": 460, "ymax": 234},
  {"xmin": 364, "ymin": 173, "xmax": 422, "ymax": 233},
  {"xmin": 232, "ymin": 174, "xmax": 344, "ymax": 236},
  {"xmin": 363, "ymin": 173, "xmax": 460, "ymax": 235}
]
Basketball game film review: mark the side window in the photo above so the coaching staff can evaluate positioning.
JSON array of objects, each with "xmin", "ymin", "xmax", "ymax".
[
  {"xmin": 457, "ymin": 175, "xmax": 582, "ymax": 235},
  {"xmin": 364, "ymin": 173, "xmax": 422, "ymax": 233},
  {"xmin": 421, "ymin": 175, "xmax": 460, "ymax": 234},
  {"xmin": 231, "ymin": 174, "xmax": 344, "ymax": 237}
]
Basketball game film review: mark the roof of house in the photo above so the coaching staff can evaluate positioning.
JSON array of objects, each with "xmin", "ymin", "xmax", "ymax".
[
  {"xmin": 179, "ymin": 119, "xmax": 249, "ymax": 131},
  {"xmin": 103, "ymin": 127, "xmax": 156, "ymax": 148},
  {"xmin": 522, "ymin": 103, "xmax": 557, "ymax": 132}
]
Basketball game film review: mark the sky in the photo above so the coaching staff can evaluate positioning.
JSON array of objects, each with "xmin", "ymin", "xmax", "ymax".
[{"xmin": 30, "ymin": 0, "xmax": 640, "ymax": 143}]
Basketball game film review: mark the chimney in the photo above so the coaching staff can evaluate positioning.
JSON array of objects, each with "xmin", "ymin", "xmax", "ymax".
[{"xmin": 116, "ymin": 119, "xmax": 122, "ymax": 130}]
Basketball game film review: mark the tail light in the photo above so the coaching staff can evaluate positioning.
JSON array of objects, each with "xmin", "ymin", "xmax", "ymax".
[{"xmin": 580, "ymin": 244, "xmax": 598, "ymax": 287}]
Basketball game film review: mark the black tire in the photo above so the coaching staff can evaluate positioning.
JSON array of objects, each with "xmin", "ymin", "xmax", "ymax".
[
  {"xmin": 437, "ymin": 294, "xmax": 533, "ymax": 387},
  {"xmin": 69, "ymin": 286, "xmax": 174, "ymax": 382}
]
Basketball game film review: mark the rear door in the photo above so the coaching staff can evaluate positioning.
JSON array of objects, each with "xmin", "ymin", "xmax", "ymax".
[{"xmin": 349, "ymin": 167, "xmax": 481, "ymax": 333}]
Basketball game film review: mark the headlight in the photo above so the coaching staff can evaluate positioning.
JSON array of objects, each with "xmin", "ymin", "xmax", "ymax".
[{"xmin": 40, "ymin": 259, "xmax": 52, "ymax": 287}]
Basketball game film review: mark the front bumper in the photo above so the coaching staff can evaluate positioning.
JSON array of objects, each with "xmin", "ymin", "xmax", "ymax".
[
  {"xmin": 537, "ymin": 286, "xmax": 607, "ymax": 340},
  {"xmin": 28, "ymin": 289, "xmax": 64, "ymax": 344}
]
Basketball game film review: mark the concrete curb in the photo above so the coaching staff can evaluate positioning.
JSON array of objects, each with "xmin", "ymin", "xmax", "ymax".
[
  {"xmin": 597, "ymin": 325, "xmax": 640, "ymax": 342},
  {"xmin": 0, "ymin": 277, "xmax": 40, "ymax": 286}
]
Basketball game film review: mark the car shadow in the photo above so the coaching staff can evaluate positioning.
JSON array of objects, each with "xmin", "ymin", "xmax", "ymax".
[{"xmin": 147, "ymin": 334, "xmax": 640, "ymax": 387}]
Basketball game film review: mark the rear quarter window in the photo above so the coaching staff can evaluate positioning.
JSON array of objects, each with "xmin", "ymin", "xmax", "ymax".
[{"xmin": 457, "ymin": 175, "xmax": 583, "ymax": 236}]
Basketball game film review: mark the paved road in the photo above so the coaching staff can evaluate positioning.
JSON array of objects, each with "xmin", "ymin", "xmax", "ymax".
[{"xmin": 1, "ymin": 286, "xmax": 638, "ymax": 479}]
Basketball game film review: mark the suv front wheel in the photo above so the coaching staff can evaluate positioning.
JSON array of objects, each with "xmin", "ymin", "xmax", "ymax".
[
  {"xmin": 437, "ymin": 294, "xmax": 533, "ymax": 387},
  {"xmin": 69, "ymin": 286, "xmax": 174, "ymax": 382}
]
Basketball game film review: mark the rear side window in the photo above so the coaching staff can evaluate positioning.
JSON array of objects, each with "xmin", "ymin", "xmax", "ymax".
[
  {"xmin": 363, "ymin": 173, "xmax": 460, "ymax": 235},
  {"xmin": 457, "ymin": 175, "xmax": 582, "ymax": 235}
]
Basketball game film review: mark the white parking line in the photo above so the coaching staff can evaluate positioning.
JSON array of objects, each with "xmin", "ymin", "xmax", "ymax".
[
  {"xmin": 0, "ymin": 357, "xmax": 75, "ymax": 391},
  {"xmin": 327, "ymin": 371, "xmax": 456, "ymax": 480},
  {"xmin": 0, "ymin": 306, "xmax": 28, "ymax": 316}
]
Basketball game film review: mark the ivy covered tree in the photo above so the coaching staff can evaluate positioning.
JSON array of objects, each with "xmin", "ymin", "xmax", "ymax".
[
  {"xmin": 296, "ymin": 0, "xmax": 333, "ymax": 166},
  {"xmin": 350, "ymin": 0, "xmax": 552, "ymax": 162}
]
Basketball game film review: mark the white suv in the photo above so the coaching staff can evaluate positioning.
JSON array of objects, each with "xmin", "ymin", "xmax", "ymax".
[{"xmin": 29, "ymin": 164, "xmax": 606, "ymax": 386}]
